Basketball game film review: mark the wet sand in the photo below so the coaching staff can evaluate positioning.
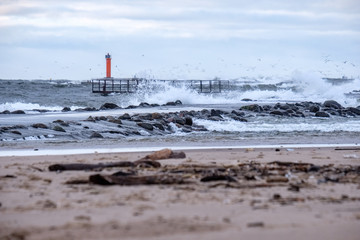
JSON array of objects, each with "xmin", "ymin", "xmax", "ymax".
[{"xmin": 1, "ymin": 147, "xmax": 360, "ymax": 240}]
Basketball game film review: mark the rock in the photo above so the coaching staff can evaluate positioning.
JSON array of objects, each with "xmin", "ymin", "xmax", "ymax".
[
  {"xmin": 95, "ymin": 116, "xmax": 107, "ymax": 121},
  {"xmin": 278, "ymin": 104, "xmax": 290, "ymax": 110},
  {"xmin": 309, "ymin": 105, "xmax": 320, "ymax": 113},
  {"xmin": 315, "ymin": 111, "xmax": 330, "ymax": 117},
  {"xmin": 125, "ymin": 105, "xmax": 137, "ymax": 109},
  {"xmin": 347, "ymin": 107, "xmax": 360, "ymax": 115},
  {"xmin": 241, "ymin": 98, "xmax": 252, "ymax": 102},
  {"xmin": 62, "ymin": 107, "xmax": 71, "ymax": 112},
  {"xmin": 231, "ymin": 110, "xmax": 245, "ymax": 117},
  {"xmin": 32, "ymin": 123, "xmax": 48, "ymax": 129},
  {"xmin": 119, "ymin": 113, "xmax": 131, "ymax": 120},
  {"xmin": 153, "ymin": 123, "xmax": 165, "ymax": 131},
  {"xmin": 184, "ymin": 116, "xmax": 193, "ymax": 126},
  {"xmin": 270, "ymin": 110, "xmax": 284, "ymax": 116},
  {"xmin": 173, "ymin": 116, "xmax": 185, "ymax": 125},
  {"xmin": 138, "ymin": 113, "xmax": 153, "ymax": 121},
  {"xmin": 53, "ymin": 120, "xmax": 69, "ymax": 127},
  {"xmin": 85, "ymin": 116, "xmax": 96, "ymax": 122},
  {"xmin": 323, "ymin": 100, "xmax": 342, "ymax": 109},
  {"xmin": 137, "ymin": 122, "xmax": 154, "ymax": 131},
  {"xmin": 11, "ymin": 110, "xmax": 26, "ymax": 114},
  {"xmin": 75, "ymin": 107, "xmax": 97, "ymax": 111},
  {"xmin": 165, "ymin": 101, "xmax": 176, "ymax": 106},
  {"xmin": 11, "ymin": 130, "xmax": 22, "ymax": 135},
  {"xmin": 108, "ymin": 118, "xmax": 122, "ymax": 124},
  {"xmin": 230, "ymin": 115, "xmax": 248, "ymax": 122},
  {"xmin": 33, "ymin": 109, "xmax": 50, "ymax": 113},
  {"xmin": 53, "ymin": 126, "xmax": 66, "ymax": 132},
  {"xmin": 138, "ymin": 102, "xmax": 151, "ymax": 107},
  {"xmin": 152, "ymin": 112, "xmax": 163, "ymax": 120},
  {"xmin": 241, "ymin": 104, "xmax": 263, "ymax": 112},
  {"xmin": 90, "ymin": 132, "xmax": 103, "ymax": 138},
  {"xmin": 1, "ymin": 110, "xmax": 10, "ymax": 114},
  {"xmin": 100, "ymin": 103, "xmax": 119, "ymax": 110}
]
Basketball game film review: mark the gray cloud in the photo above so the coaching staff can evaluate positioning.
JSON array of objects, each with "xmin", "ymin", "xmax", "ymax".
[{"xmin": 0, "ymin": 0, "xmax": 359, "ymax": 79}]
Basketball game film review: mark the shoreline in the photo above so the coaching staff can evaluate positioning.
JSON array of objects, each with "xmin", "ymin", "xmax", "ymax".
[
  {"xmin": 1, "ymin": 147, "xmax": 359, "ymax": 239},
  {"xmin": 0, "ymin": 142, "xmax": 359, "ymax": 157}
]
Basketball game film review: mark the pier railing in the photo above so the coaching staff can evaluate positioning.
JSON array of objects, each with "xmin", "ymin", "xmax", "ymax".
[{"xmin": 91, "ymin": 78, "xmax": 230, "ymax": 94}]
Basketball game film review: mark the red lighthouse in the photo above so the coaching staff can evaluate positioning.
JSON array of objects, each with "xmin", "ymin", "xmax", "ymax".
[{"xmin": 105, "ymin": 53, "xmax": 111, "ymax": 78}]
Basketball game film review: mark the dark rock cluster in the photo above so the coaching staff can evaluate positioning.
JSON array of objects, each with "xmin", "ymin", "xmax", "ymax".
[
  {"xmin": 239, "ymin": 100, "xmax": 360, "ymax": 118},
  {"xmin": 1, "ymin": 100, "xmax": 359, "ymax": 141}
]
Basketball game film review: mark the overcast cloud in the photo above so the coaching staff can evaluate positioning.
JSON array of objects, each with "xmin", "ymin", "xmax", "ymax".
[{"xmin": 0, "ymin": 0, "xmax": 359, "ymax": 80}]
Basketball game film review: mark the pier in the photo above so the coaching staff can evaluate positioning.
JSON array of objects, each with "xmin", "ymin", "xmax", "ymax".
[
  {"xmin": 91, "ymin": 78, "xmax": 230, "ymax": 94},
  {"xmin": 91, "ymin": 53, "xmax": 230, "ymax": 94}
]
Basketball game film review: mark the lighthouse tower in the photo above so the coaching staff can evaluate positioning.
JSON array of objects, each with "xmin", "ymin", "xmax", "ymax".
[{"xmin": 105, "ymin": 53, "xmax": 111, "ymax": 78}]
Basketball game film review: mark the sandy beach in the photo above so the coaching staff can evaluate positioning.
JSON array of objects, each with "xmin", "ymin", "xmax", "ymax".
[{"xmin": 0, "ymin": 146, "xmax": 360, "ymax": 240}]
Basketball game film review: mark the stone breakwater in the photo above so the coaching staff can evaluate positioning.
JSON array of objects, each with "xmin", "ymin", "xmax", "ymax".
[{"xmin": 1, "ymin": 100, "xmax": 360, "ymax": 142}]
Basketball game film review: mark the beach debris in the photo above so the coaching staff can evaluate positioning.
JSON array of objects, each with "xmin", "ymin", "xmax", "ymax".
[
  {"xmin": 89, "ymin": 174, "xmax": 187, "ymax": 186},
  {"xmin": 200, "ymin": 175, "xmax": 237, "ymax": 182},
  {"xmin": 247, "ymin": 222, "xmax": 264, "ymax": 228},
  {"xmin": 49, "ymin": 150, "xmax": 360, "ymax": 190},
  {"xmin": 143, "ymin": 148, "xmax": 186, "ymax": 161},
  {"xmin": 49, "ymin": 161, "xmax": 136, "ymax": 171}
]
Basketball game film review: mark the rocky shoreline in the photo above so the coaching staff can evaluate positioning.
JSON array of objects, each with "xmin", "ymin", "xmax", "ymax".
[{"xmin": 1, "ymin": 100, "xmax": 359, "ymax": 142}]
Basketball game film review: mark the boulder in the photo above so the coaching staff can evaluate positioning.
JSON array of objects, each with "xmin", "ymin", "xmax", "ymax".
[
  {"xmin": 323, "ymin": 100, "xmax": 342, "ymax": 109},
  {"xmin": 270, "ymin": 110, "xmax": 284, "ymax": 116},
  {"xmin": 32, "ymin": 123, "xmax": 48, "ymax": 129},
  {"xmin": 11, "ymin": 130, "xmax": 22, "ymax": 135},
  {"xmin": 315, "ymin": 111, "xmax": 330, "ymax": 118},
  {"xmin": 53, "ymin": 126, "xmax": 66, "ymax": 132},
  {"xmin": 100, "ymin": 103, "xmax": 119, "ymax": 110},
  {"xmin": 164, "ymin": 101, "xmax": 176, "ymax": 106},
  {"xmin": 184, "ymin": 116, "xmax": 193, "ymax": 126},
  {"xmin": 62, "ymin": 107, "xmax": 71, "ymax": 112},
  {"xmin": 153, "ymin": 123, "xmax": 165, "ymax": 131},
  {"xmin": 231, "ymin": 115, "xmax": 248, "ymax": 122},
  {"xmin": 11, "ymin": 110, "xmax": 25, "ymax": 114},
  {"xmin": 137, "ymin": 122, "xmax": 154, "ymax": 131},
  {"xmin": 231, "ymin": 110, "xmax": 245, "ymax": 117},
  {"xmin": 151, "ymin": 112, "xmax": 163, "ymax": 120},
  {"xmin": 309, "ymin": 105, "xmax": 320, "ymax": 113},
  {"xmin": 90, "ymin": 132, "xmax": 104, "ymax": 138},
  {"xmin": 119, "ymin": 113, "xmax": 131, "ymax": 120},
  {"xmin": 347, "ymin": 107, "xmax": 360, "ymax": 115},
  {"xmin": 241, "ymin": 104, "xmax": 263, "ymax": 112},
  {"xmin": 138, "ymin": 102, "xmax": 151, "ymax": 108},
  {"xmin": 1, "ymin": 110, "xmax": 10, "ymax": 114}
]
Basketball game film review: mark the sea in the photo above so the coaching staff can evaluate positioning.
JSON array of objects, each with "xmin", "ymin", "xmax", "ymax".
[{"xmin": 1, "ymin": 71, "xmax": 360, "ymax": 154}]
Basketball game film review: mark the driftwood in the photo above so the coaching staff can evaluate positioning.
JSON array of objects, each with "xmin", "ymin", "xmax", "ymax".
[
  {"xmin": 89, "ymin": 174, "xmax": 187, "ymax": 186},
  {"xmin": 200, "ymin": 175, "xmax": 237, "ymax": 182},
  {"xmin": 48, "ymin": 160, "xmax": 161, "ymax": 172}
]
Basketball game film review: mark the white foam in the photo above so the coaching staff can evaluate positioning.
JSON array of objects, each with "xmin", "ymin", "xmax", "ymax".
[
  {"xmin": 123, "ymin": 73, "xmax": 360, "ymax": 107},
  {"xmin": 194, "ymin": 118, "xmax": 360, "ymax": 133}
]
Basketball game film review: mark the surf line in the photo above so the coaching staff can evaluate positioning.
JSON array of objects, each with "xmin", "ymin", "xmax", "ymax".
[{"xmin": 0, "ymin": 143, "xmax": 358, "ymax": 157}]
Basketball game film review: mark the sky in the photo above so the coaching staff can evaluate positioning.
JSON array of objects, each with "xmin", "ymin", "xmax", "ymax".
[{"xmin": 0, "ymin": 0, "xmax": 359, "ymax": 80}]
